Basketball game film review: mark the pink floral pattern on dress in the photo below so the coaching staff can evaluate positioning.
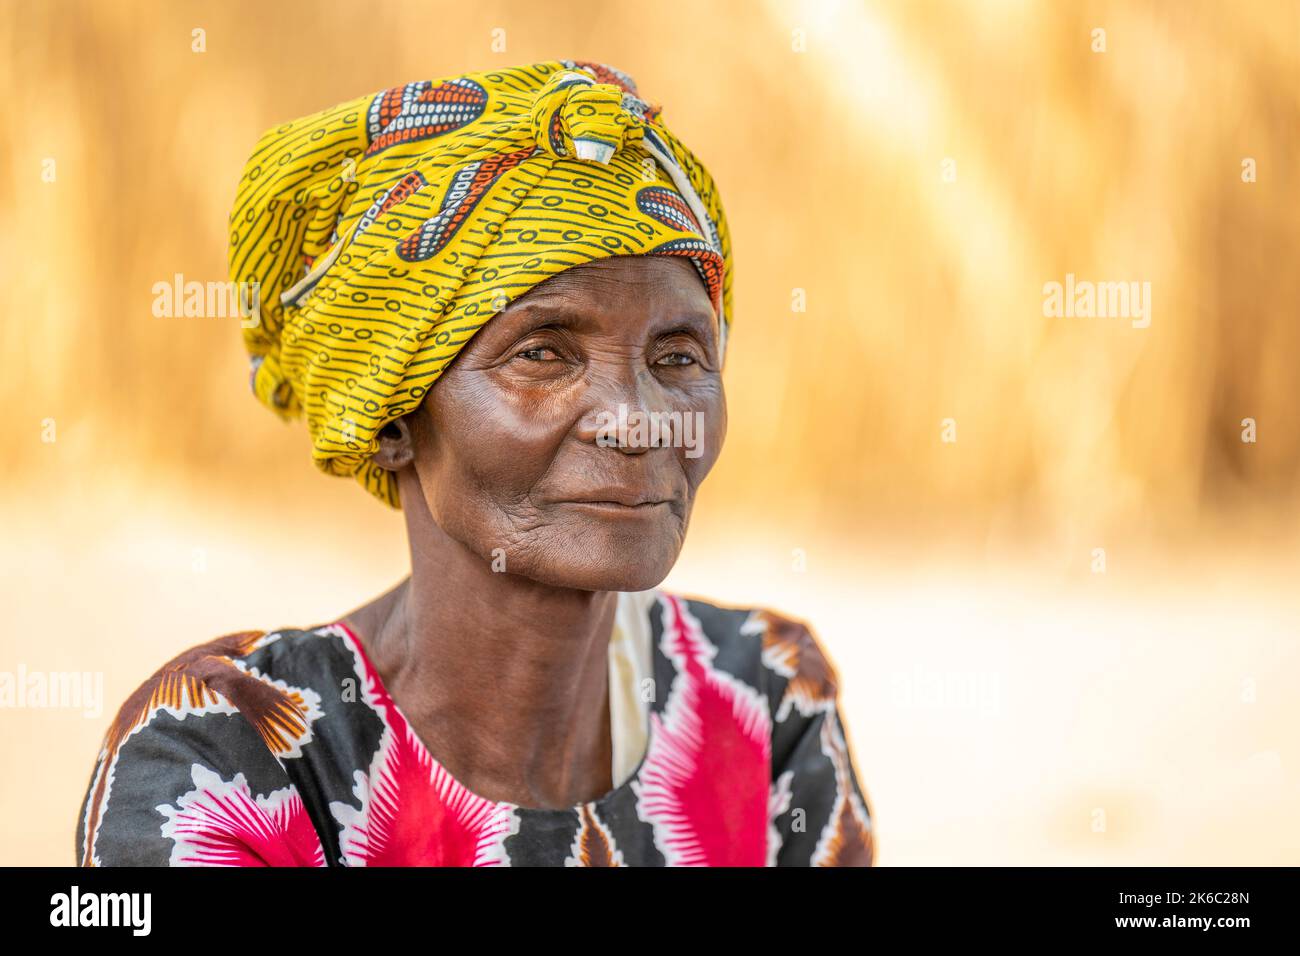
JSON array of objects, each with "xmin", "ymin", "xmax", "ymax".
[
  {"xmin": 632, "ymin": 595, "xmax": 772, "ymax": 865},
  {"xmin": 158, "ymin": 764, "xmax": 326, "ymax": 866},
  {"xmin": 330, "ymin": 624, "xmax": 518, "ymax": 865}
]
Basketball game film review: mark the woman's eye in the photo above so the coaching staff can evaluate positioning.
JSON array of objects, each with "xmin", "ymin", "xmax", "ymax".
[
  {"xmin": 656, "ymin": 352, "xmax": 696, "ymax": 367},
  {"xmin": 517, "ymin": 346, "xmax": 560, "ymax": 361}
]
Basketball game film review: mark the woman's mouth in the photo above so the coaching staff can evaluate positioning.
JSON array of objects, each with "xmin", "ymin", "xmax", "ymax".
[{"xmin": 561, "ymin": 499, "xmax": 671, "ymax": 513}]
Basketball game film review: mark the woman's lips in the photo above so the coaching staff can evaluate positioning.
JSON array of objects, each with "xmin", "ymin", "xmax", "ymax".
[
  {"xmin": 559, "ymin": 484, "xmax": 675, "ymax": 508},
  {"xmin": 561, "ymin": 499, "xmax": 671, "ymax": 512}
]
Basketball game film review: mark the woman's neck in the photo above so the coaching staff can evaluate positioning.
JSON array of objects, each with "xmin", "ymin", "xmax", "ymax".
[{"xmin": 341, "ymin": 490, "xmax": 619, "ymax": 810}]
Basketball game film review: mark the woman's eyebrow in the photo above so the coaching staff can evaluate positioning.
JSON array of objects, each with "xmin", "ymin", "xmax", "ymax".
[
  {"xmin": 653, "ymin": 311, "xmax": 717, "ymax": 341},
  {"xmin": 495, "ymin": 300, "xmax": 717, "ymax": 340},
  {"xmin": 499, "ymin": 301, "xmax": 590, "ymax": 330}
]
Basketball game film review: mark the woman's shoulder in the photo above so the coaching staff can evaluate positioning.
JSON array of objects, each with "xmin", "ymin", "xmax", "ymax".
[
  {"xmin": 97, "ymin": 622, "xmax": 363, "ymax": 758},
  {"xmin": 75, "ymin": 622, "xmax": 354, "ymax": 866},
  {"xmin": 646, "ymin": 588, "xmax": 841, "ymax": 710},
  {"xmin": 651, "ymin": 589, "xmax": 872, "ymax": 865},
  {"xmin": 105, "ymin": 623, "xmax": 348, "ymax": 727}
]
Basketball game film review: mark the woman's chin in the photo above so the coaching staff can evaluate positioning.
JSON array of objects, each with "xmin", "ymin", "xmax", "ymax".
[{"xmin": 518, "ymin": 527, "xmax": 682, "ymax": 592}]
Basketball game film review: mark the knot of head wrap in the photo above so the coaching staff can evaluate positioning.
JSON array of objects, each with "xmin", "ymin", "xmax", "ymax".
[
  {"xmin": 529, "ymin": 69, "xmax": 646, "ymax": 163},
  {"xmin": 229, "ymin": 59, "xmax": 731, "ymax": 509}
]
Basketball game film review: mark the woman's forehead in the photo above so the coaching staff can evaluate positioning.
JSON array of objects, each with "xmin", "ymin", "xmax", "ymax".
[
  {"xmin": 519, "ymin": 255, "xmax": 712, "ymax": 304},
  {"xmin": 468, "ymin": 258, "xmax": 718, "ymax": 347}
]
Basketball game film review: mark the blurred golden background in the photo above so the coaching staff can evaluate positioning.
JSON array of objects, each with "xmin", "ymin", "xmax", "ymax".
[{"xmin": 2, "ymin": 0, "xmax": 1297, "ymax": 865}]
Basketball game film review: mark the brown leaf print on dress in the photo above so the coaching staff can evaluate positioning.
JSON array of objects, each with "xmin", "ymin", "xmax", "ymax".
[{"xmin": 570, "ymin": 804, "xmax": 623, "ymax": 867}]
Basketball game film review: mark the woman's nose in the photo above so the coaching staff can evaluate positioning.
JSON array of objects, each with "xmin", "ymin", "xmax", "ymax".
[{"xmin": 574, "ymin": 366, "xmax": 670, "ymax": 453}]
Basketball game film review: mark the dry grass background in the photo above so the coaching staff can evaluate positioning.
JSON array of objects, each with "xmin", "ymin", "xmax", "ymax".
[{"xmin": 1, "ymin": 0, "xmax": 1297, "ymax": 865}]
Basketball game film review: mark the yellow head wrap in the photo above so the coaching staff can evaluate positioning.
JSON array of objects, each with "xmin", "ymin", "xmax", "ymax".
[{"xmin": 229, "ymin": 59, "xmax": 732, "ymax": 508}]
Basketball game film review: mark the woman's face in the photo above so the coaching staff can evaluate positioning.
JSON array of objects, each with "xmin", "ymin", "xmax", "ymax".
[{"xmin": 398, "ymin": 254, "xmax": 726, "ymax": 591}]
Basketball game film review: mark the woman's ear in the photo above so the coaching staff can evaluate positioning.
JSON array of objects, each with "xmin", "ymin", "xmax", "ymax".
[{"xmin": 370, "ymin": 416, "xmax": 416, "ymax": 471}]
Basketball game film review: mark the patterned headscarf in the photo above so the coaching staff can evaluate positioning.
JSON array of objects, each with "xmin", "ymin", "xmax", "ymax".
[{"xmin": 229, "ymin": 59, "xmax": 732, "ymax": 508}]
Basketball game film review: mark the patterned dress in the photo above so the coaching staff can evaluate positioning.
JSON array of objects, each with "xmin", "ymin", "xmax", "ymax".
[{"xmin": 75, "ymin": 589, "xmax": 874, "ymax": 866}]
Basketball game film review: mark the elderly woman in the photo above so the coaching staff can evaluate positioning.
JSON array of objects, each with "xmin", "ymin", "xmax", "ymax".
[{"xmin": 74, "ymin": 60, "xmax": 873, "ymax": 867}]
